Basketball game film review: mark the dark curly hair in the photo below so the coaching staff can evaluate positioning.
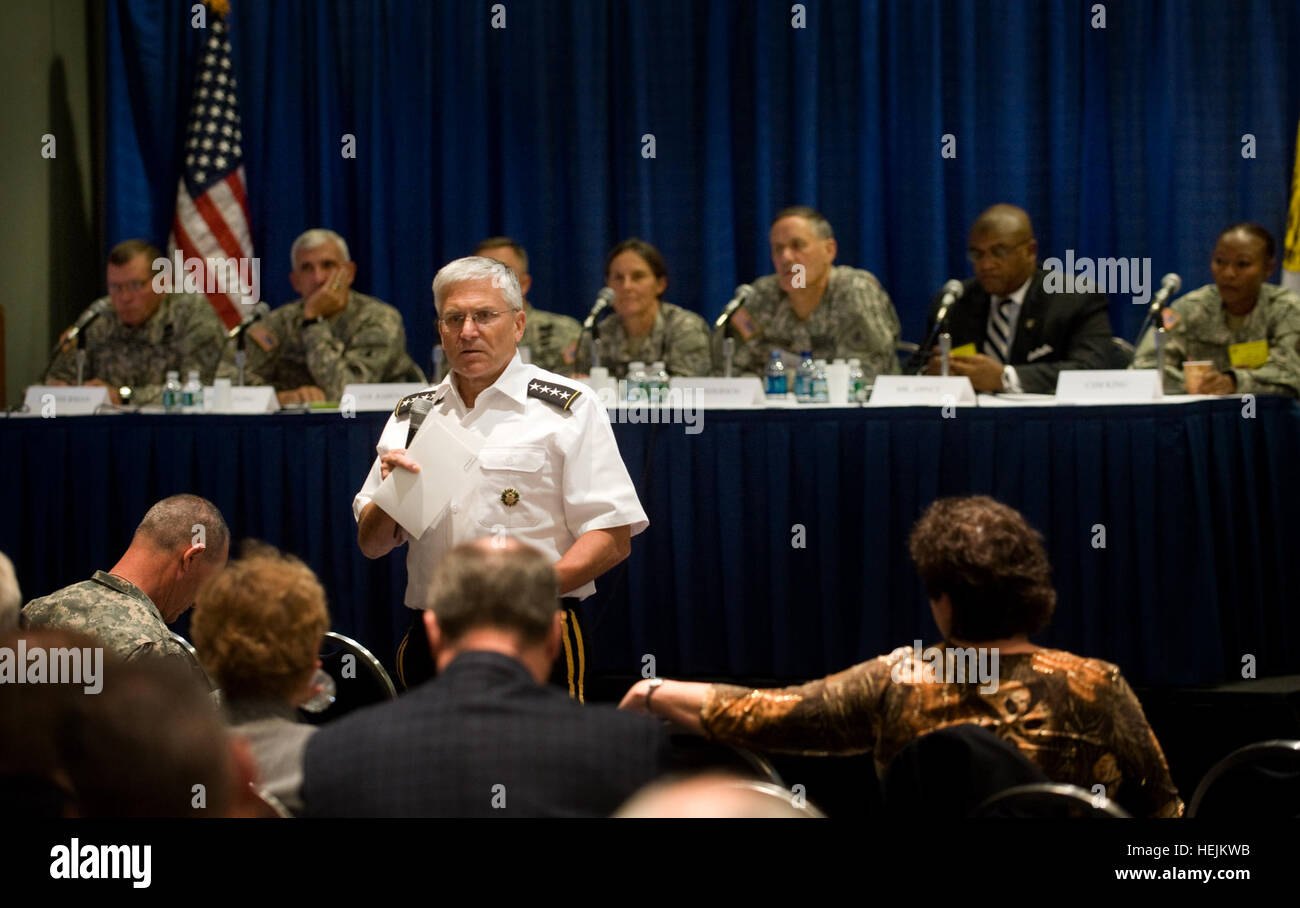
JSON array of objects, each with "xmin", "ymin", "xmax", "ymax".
[{"xmin": 908, "ymin": 496, "xmax": 1056, "ymax": 641}]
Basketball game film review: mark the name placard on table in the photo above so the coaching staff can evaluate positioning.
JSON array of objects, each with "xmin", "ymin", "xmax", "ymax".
[
  {"xmin": 22, "ymin": 386, "xmax": 111, "ymax": 416},
  {"xmin": 669, "ymin": 377, "xmax": 767, "ymax": 408},
  {"xmin": 340, "ymin": 382, "xmax": 427, "ymax": 412},
  {"xmin": 866, "ymin": 376, "xmax": 977, "ymax": 407},
  {"xmin": 210, "ymin": 386, "xmax": 280, "ymax": 414},
  {"xmin": 1054, "ymin": 369, "xmax": 1161, "ymax": 404}
]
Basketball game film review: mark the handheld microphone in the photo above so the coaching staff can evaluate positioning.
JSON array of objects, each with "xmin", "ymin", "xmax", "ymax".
[
  {"xmin": 714, "ymin": 284, "xmax": 755, "ymax": 329},
  {"xmin": 405, "ymin": 397, "xmax": 434, "ymax": 448},
  {"xmin": 582, "ymin": 288, "xmax": 615, "ymax": 332},
  {"xmin": 56, "ymin": 299, "xmax": 112, "ymax": 352},
  {"xmin": 933, "ymin": 279, "xmax": 965, "ymax": 326},
  {"xmin": 1146, "ymin": 273, "xmax": 1182, "ymax": 317}
]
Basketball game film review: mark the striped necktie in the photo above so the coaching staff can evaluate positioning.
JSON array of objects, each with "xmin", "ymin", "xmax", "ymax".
[{"xmin": 985, "ymin": 297, "xmax": 1014, "ymax": 364}]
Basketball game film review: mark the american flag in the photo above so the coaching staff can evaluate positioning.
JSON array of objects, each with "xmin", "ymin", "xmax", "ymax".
[{"xmin": 168, "ymin": 13, "xmax": 254, "ymax": 330}]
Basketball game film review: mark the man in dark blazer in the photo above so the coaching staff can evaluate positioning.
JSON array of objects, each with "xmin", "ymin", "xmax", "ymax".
[
  {"xmin": 300, "ymin": 538, "xmax": 674, "ymax": 817},
  {"xmin": 913, "ymin": 204, "xmax": 1116, "ymax": 393}
]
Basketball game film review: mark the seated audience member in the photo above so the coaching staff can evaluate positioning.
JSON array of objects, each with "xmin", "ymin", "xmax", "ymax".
[
  {"xmin": 191, "ymin": 545, "xmax": 329, "ymax": 815},
  {"xmin": 1132, "ymin": 223, "xmax": 1300, "ymax": 396},
  {"xmin": 60, "ymin": 653, "xmax": 260, "ymax": 817},
  {"xmin": 575, "ymin": 238, "xmax": 712, "ymax": 378},
  {"xmin": 620, "ymin": 495, "xmax": 1183, "ymax": 818},
  {"xmin": 219, "ymin": 228, "xmax": 425, "ymax": 403},
  {"xmin": 301, "ymin": 538, "xmax": 675, "ymax": 817},
  {"xmin": 718, "ymin": 206, "xmax": 901, "ymax": 380},
  {"xmin": 474, "ymin": 237, "xmax": 582, "ymax": 376},
  {"xmin": 0, "ymin": 552, "xmax": 20, "ymax": 631},
  {"xmin": 0, "ymin": 628, "xmax": 102, "ymax": 817},
  {"xmin": 41, "ymin": 239, "xmax": 226, "ymax": 405},
  {"xmin": 915, "ymin": 204, "xmax": 1116, "ymax": 392},
  {"xmin": 21, "ymin": 494, "xmax": 229, "ymax": 665},
  {"xmin": 0, "ymin": 629, "xmax": 260, "ymax": 818},
  {"xmin": 614, "ymin": 772, "xmax": 812, "ymax": 818}
]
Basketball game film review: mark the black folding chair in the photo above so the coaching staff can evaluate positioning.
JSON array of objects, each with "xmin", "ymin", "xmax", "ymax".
[
  {"xmin": 971, "ymin": 783, "xmax": 1130, "ymax": 818},
  {"xmin": 1188, "ymin": 739, "xmax": 1300, "ymax": 818},
  {"xmin": 299, "ymin": 631, "xmax": 397, "ymax": 726}
]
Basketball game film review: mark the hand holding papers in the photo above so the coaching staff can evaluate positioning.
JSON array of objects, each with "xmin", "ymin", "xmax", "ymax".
[{"xmin": 370, "ymin": 419, "xmax": 483, "ymax": 540}]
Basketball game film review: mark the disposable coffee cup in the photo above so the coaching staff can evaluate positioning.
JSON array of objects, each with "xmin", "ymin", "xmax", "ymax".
[
  {"xmin": 825, "ymin": 362, "xmax": 851, "ymax": 404},
  {"xmin": 212, "ymin": 378, "xmax": 233, "ymax": 412},
  {"xmin": 1183, "ymin": 361, "xmax": 1213, "ymax": 394}
]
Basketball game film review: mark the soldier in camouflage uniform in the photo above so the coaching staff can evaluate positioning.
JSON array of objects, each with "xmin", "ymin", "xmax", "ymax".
[
  {"xmin": 717, "ymin": 207, "xmax": 901, "ymax": 380},
  {"xmin": 220, "ymin": 229, "xmax": 425, "ymax": 403},
  {"xmin": 1132, "ymin": 224, "xmax": 1300, "ymax": 397},
  {"xmin": 576, "ymin": 300, "xmax": 712, "ymax": 378},
  {"xmin": 44, "ymin": 239, "xmax": 226, "ymax": 405},
  {"xmin": 574, "ymin": 238, "xmax": 712, "ymax": 378},
  {"xmin": 474, "ymin": 237, "xmax": 582, "ymax": 376},
  {"xmin": 21, "ymin": 495, "xmax": 229, "ymax": 666}
]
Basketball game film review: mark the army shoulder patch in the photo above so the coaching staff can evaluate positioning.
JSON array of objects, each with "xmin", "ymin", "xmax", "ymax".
[
  {"xmin": 1161, "ymin": 307, "xmax": 1181, "ymax": 331},
  {"xmin": 395, "ymin": 389, "xmax": 446, "ymax": 418},
  {"xmin": 247, "ymin": 322, "xmax": 277, "ymax": 353},
  {"xmin": 730, "ymin": 307, "xmax": 759, "ymax": 341},
  {"xmin": 527, "ymin": 378, "xmax": 581, "ymax": 410}
]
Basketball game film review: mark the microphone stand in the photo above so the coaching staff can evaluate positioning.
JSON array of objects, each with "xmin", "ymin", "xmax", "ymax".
[
  {"xmin": 235, "ymin": 329, "xmax": 248, "ymax": 387},
  {"xmin": 75, "ymin": 332, "xmax": 89, "ymax": 386}
]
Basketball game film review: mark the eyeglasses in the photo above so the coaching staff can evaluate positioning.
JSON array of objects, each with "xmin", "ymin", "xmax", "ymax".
[
  {"xmin": 966, "ymin": 240, "xmax": 1031, "ymax": 264},
  {"xmin": 437, "ymin": 309, "xmax": 512, "ymax": 330},
  {"xmin": 108, "ymin": 279, "xmax": 148, "ymax": 294}
]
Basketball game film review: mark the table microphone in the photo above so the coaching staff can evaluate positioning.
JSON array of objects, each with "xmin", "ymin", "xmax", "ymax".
[
  {"xmin": 55, "ymin": 299, "xmax": 112, "ymax": 353},
  {"xmin": 715, "ymin": 284, "xmax": 755, "ymax": 329},
  {"xmin": 583, "ymin": 288, "xmax": 615, "ymax": 332}
]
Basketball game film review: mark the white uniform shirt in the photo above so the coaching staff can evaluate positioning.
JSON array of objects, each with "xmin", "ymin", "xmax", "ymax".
[{"xmin": 353, "ymin": 352, "xmax": 649, "ymax": 607}]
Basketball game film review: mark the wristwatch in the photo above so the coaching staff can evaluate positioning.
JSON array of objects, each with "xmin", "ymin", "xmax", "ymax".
[{"xmin": 644, "ymin": 677, "xmax": 665, "ymax": 715}]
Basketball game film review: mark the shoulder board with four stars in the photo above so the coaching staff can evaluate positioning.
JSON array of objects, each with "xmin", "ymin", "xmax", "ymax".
[
  {"xmin": 394, "ymin": 388, "xmax": 447, "ymax": 419},
  {"xmin": 527, "ymin": 378, "xmax": 581, "ymax": 410}
]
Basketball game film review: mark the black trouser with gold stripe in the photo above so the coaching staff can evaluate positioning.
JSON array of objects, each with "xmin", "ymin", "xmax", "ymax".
[{"xmin": 395, "ymin": 598, "xmax": 587, "ymax": 702}]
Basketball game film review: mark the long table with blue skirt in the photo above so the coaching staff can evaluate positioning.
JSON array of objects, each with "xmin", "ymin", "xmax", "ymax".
[{"xmin": 5, "ymin": 395, "xmax": 1298, "ymax": 687}]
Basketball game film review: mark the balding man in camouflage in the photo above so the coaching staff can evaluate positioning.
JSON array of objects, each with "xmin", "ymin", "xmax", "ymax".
[
  {"xmin": 44, "ymin": 239, "xmax": 226, "ymax": 406},
  {"xmin": 22, "ymin": 495, "xmax": 230, "ymax": 665},
  {"xmin": 221, "ymin": 229, "xmax": 425, "ymax": 404},
  {"xmin": 718, "ymin": 206, "xmax": 901, "ymax": 380},
  {"xmin": 474, "ymin": 237, "xmax": 582, "ymax": 376}
]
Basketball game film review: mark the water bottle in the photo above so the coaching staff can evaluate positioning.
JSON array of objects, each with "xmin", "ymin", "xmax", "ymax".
[
  {"xmin": 181, "ymin": 370, "xmax": 203, "ymax": 413},
  {"xmin": 649, "ymin": 361, "xmax": 669, "ymax": 404},
  {"xmin": 812, "ymin": 359, "xmax": 830, "ymax": 403},
  {"xmin": 794, "ymin": 351, "xmax": 816, "ymax": 403},
  {"xmin": 162, "ymin": 371, "xmax": 182, "ymax": 412},
  {"xmin": 848, "ymin": 358, "xmax": 867, "ymax": 403},
  {"xmin": 765, "ymin": 350, "xmax": 787, "ymax": 399},
  {"xmin": 626, "ymin": 361, "xmax": 647, "ymax": 403}
]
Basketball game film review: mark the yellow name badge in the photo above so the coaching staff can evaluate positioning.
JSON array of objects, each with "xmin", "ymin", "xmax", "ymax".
[
  {"xmin": 949, "ymin": 343, "xmax": 977, "ymax": 358},
  {"xmin": 1228, "ymin": 340, "xmax": 1268, "ymax": 370}
]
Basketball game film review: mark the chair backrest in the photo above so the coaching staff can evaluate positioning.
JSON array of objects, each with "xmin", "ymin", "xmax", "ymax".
[
  {"xmin": 971, "ymin": 783, "xmax": 1131, "ymax": 818},
  {"xmin": 300, "ymin": 631, "xmax": 397, "ymax": 725},
  {"xmin": 1188, "ymin": 739, "xmax": 1300, "ymax": 818},
  {"xmin": 882, "ymin": 723, "xmax": 1050, "ymax": 818},
  {"xmin": 720, "ymin": 780, "xmax": 827, "ymax": 818},
  {"xmin": 169, "ymin": 631, "xmax": 218, "ymax": 692},
  {"xmin": 249, "ymin": 785, "xmax": 293, "ymax": 818}
]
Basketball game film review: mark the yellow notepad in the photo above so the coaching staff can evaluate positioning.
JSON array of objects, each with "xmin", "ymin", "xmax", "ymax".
[
  {"xmin": 950, "ymin": 343, "xmax": 977, "ymax": 358},
  {"xmin": 1228, "ymin": 340, "xmax": 1268, "ymax": 369}
]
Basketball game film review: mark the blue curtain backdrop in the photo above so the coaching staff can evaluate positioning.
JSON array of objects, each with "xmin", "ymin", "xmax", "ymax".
[{"xmin": 105, "ymin": 0, "xmax": 1300, "ymax": 369}]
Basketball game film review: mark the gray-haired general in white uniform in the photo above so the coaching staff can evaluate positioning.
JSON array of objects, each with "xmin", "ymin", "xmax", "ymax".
[{"xmin": 354, "ymin": 256, "xmax": 648, "ymax": 700}]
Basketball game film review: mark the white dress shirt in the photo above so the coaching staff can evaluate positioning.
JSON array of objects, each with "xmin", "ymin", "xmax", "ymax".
[
  {"xmin": 354, "ymin": 352, "xmax": 648, "ymax": 606},
  {"xmin": 982, "ymin": 275, "xmax": 1033, "ymax": 393}
]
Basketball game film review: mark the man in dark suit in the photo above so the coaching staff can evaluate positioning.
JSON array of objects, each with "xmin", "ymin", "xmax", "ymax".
[
  {"xmin": 914, "ymin": 204, "xmax": 1116, "ymax": 393},
  {"xmin": 300, "ymin": 538, "xmax": 674, "ymax": 817}
]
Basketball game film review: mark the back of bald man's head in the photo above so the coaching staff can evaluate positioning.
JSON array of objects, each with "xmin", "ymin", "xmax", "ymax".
[
  {"xmin": 426, "ymin": 538, "xmax": 559, "ymax": 644},
  {"xmin": 971, "ymin": 204, "xmax": 1034, "ymax": 241}
]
